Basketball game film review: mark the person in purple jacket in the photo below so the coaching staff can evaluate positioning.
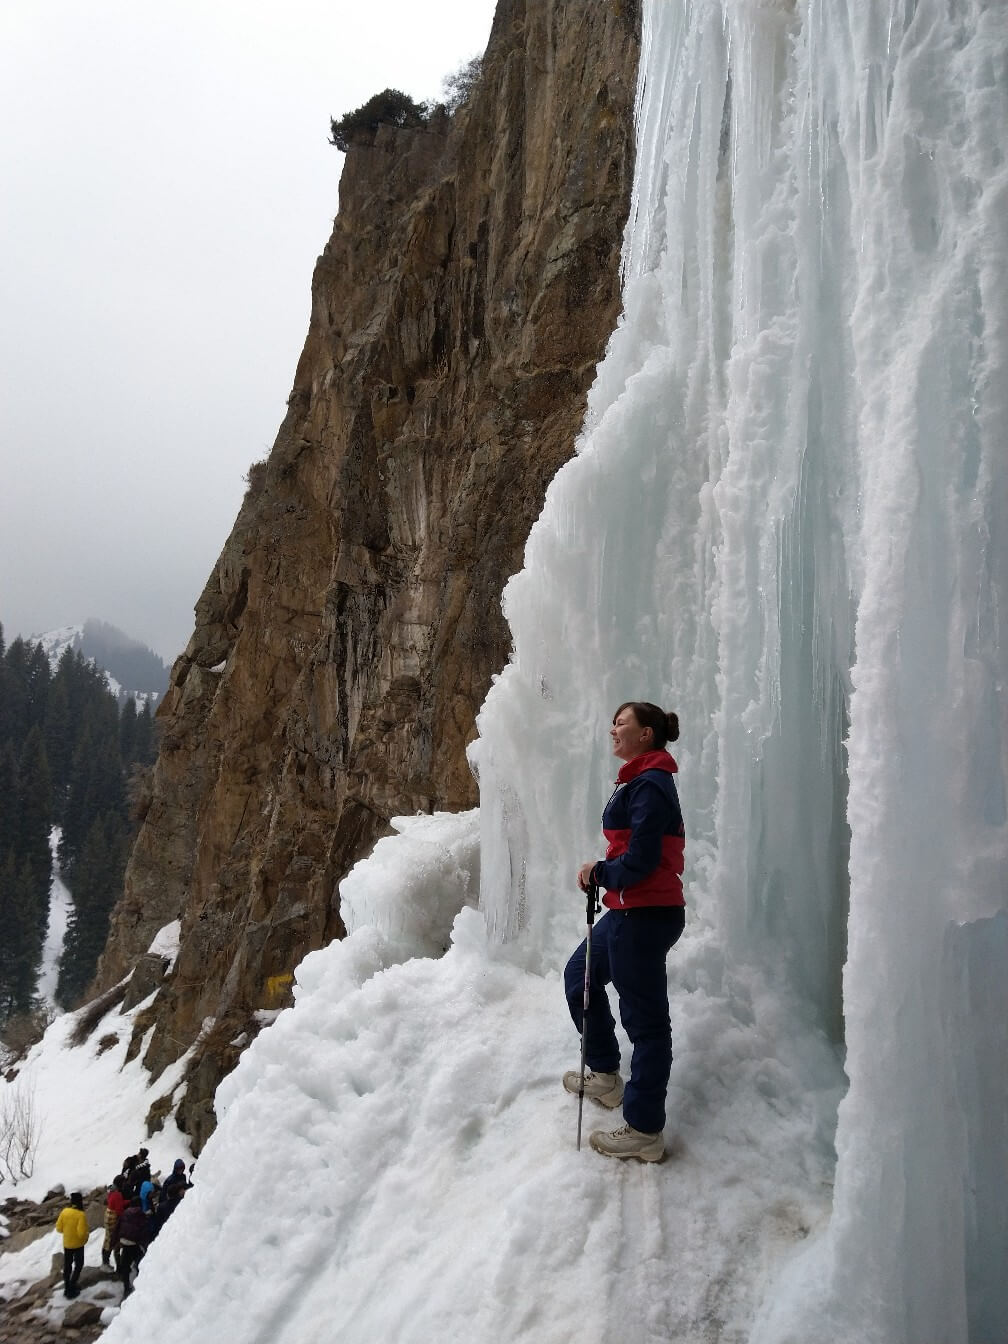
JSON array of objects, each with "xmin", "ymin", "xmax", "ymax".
[
  {"xmin": 113, "ymin": 1197, "xmax": 150, "ymax": 1298},
  {"xmin": 563, "ymin": 701, "xmax": 686, "ymax": 1162}
]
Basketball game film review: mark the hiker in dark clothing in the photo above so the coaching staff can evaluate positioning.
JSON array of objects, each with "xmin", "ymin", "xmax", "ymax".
[
  {"xmin": 151, "ymin": 1164, "xmax": 188, "ymax": 1237},
  {"xmin": 113, "ymin": 1197, "xmax": 150, "ymax": 1297},
  {"xmin": 160, "ymin": 1158, "xmax": 190, "ymax": 1202},
  {"xmin": 120, "ymin": 1147, "xmax": 150, "ymax": 1198}
]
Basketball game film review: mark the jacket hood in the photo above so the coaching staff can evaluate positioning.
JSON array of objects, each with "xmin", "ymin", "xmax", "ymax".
[{"xmin": 616, "ymin": 749, "xmax": 678, "ymax": 784}]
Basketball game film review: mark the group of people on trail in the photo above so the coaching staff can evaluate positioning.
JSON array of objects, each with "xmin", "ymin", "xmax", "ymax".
[
  {"xmin": 105, "ymin": 1149, "xmax": 193, "ymax": 1296},
  {"xmin": 563, "ymin": 700, "xmax": 686, "ymax": 1164},
  {"xmin": 55, "ymin": 1147, "xmax": 192, "ymax": 1300}
]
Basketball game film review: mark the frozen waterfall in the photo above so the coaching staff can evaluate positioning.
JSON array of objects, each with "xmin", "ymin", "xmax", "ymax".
[{"xmin": 472, "ymin": 1, "xmax": 1008, "ymax": 1340}]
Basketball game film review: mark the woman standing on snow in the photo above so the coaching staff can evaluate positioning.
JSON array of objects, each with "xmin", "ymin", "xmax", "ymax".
[{"xmin": 563, "ymin": 701, "xmax": 685, "ymax": 1162}]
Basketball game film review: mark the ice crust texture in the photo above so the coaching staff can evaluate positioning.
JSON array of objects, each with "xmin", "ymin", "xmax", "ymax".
[{"xmin": 95, "ymin": 2, "xmax": 1007, "ymax": 1342}]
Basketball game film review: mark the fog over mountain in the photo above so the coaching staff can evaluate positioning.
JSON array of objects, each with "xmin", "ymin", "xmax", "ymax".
[{"xmin": 30, "ymin": 621, "xmax": 169, "ymax": 703}]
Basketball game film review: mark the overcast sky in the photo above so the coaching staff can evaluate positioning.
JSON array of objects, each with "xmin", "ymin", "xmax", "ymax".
[{"xmin": 0, "ymin": 0, "xmax": 497, "ymax": 662}]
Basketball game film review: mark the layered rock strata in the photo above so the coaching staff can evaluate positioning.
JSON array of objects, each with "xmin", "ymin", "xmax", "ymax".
[{"xmin": 95, "ymin": 0, "xmax": 640, "ymax": 1149}]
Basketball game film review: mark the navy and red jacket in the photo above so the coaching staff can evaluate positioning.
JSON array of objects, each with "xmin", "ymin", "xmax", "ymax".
[{"xmin": 593, "ymin": 749, "xmax": 685, "ymax": 909}]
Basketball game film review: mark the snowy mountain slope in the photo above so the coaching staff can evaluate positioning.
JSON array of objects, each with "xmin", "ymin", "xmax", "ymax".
[
  {"xmin": 29, "ymin": 621, "xmax": 167, "ymax": 704},
  {"xmin": 0, "ymin": 978, "xmax": 191, "ymax": 1335},
  {"xmin": 31, "ymin": 625, "xmax": 85, "ymax": 668},
  {"xmin": 0, "ymin": 984, "xmax": 192, "ymax": 1216}
]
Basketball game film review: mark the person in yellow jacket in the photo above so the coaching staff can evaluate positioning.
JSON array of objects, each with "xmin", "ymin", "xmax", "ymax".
[{"xmin": 55, "ymin": 1191, "xmax": 89, "ymax": 1298}]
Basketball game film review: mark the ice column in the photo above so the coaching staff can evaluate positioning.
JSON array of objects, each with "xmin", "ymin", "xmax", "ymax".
[
  {"xmin": 473, "ymin": 1, "xmax": 1007, "ymax": 1338},
  {"xmin": 800, "ymin": 3, "xmax": 1008, "ymax": 1341}
]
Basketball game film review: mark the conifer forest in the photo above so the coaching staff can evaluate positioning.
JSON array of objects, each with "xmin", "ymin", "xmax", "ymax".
[{"xmin": 0, "ymin": 624, "xmax": 158, "ymax": 1027}]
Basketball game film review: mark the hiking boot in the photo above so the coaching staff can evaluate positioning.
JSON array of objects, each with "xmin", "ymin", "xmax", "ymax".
[
  {"xmin": 562, "ymin": 1069, "xmax": 624, "ymax": 1108},
  {"xmin": 589, "ymin": 1123, "xmax": 665, "ymax": 1162}
]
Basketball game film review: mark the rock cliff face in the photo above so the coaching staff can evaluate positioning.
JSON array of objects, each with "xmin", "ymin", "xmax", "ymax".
[{"xmin": 96, "ymin": 0, "xmax": 640, "ymax": 1150}]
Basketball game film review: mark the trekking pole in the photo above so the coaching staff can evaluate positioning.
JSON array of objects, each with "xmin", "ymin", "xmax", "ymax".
[{"xmin": 576, "ymin": 875, "xmax": 602, "ymax": 1151}]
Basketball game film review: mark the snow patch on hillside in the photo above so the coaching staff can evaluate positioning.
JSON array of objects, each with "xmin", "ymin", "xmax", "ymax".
[{"xmin": 0, "ymin": 988, "xmax": 193, "ymax": 1209}]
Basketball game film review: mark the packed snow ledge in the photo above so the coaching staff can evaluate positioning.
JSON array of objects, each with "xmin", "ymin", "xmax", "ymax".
[{"xmin": 95, "ymin": 810, "xmax": 840, "ymax": 1344}]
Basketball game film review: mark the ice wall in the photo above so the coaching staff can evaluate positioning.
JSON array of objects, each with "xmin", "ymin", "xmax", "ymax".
[{"xmin": 472, "ymin": 1, "xmax": 1008, "ymax": 1339}]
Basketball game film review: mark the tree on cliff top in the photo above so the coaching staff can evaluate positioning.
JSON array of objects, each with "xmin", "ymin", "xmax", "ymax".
[
  {"xmin": 440, "ymin": 55, "xmax": 483, "ymax": 112},
  {"xmin": 328, "ymin": 88, "xmax": 427, "ymax": 152}
]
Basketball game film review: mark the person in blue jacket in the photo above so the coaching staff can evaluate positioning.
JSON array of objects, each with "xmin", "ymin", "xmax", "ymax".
[
  {"xmin": 563, "ymin": 701, "xmax": 686, "ymax": 1162},
  {"xmin": 138, "ymin": 1176, "xmax": 158, "ymax": 1214}
]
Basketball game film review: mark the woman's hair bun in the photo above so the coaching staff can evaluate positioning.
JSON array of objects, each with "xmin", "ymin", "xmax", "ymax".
[{"xmin": 613, "ymin": 701, "xmax": 680, "ymax": 749}]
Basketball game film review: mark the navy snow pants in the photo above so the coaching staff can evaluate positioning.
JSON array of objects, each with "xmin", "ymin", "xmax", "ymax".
[{"xmin": 564, "ymin": 905, "xmax": 685, "ymax": 1134}]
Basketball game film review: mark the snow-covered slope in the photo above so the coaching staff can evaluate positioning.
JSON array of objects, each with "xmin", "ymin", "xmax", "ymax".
[
  {"xmin": 95, "ymin": 813, "xmax": 837, "ymax": 1344},
  {"xmin": 34, "ymin": 828, "xmax": 73, "ymax": 1011},
  {"xmin": 0, "ymin": 988, "xmax": 191, "ymax": 1213},
  {"xmin": 31, "ymin": 624, "xmax": 85, "ymax": 669},
  {"xmin": 29, "ymin": 621, "xmax": 165, "ymax": 704},
  {"xmin": 0, "ymin": 978, "xmax": 190, "ymax": 1333}
]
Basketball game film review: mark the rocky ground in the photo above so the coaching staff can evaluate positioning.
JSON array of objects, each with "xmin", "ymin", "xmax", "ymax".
[{"xmin": 0, "ymin": 1188, "xmax": 123, "ymax": 1343}]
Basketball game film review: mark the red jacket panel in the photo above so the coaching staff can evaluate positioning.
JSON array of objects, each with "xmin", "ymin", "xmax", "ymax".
[{"xmin": 594, "ymin": 749, "xmax": 685, "ymax": 909}]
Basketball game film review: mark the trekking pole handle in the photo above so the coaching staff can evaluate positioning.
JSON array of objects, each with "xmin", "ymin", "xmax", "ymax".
[{"xmin": 586, "ymin": 873, "xmax": 601, "ymax": 925}]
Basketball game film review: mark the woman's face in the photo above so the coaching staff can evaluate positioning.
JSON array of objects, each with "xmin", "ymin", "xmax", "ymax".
[{"xmin": 610, "ymin": 707, "xmax": 652, "ymax": 761}]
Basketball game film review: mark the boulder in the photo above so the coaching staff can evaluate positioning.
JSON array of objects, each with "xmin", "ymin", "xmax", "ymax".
[
  {"xmin": 121, "ymin": 954, "xmax": 170, "ymax": 1012},
  {"xmin": 62, "ymin": 1298, "xmax": 104, "ymax": 1328},
  {"xmin": 1, "ymin": 1221, "xmax": 52, "ymax": 1254}
]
